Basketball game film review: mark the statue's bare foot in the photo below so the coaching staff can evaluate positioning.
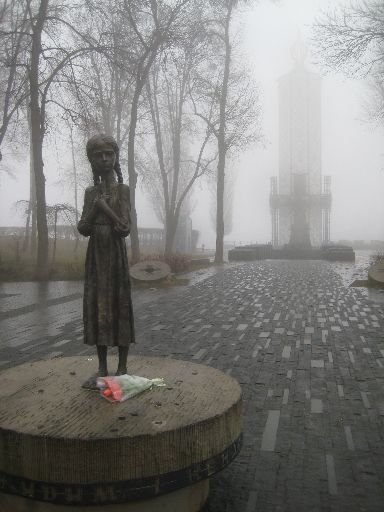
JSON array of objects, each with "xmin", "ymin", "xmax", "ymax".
[
  {"xmin": 82, "ymin": 374, "xmax": 99, "ymax": 390},
  {"xmin": 98, "ymin": 367, "xmax": 108, "ymax": 377},
  {"xmin": 115, "ymin": 367, "xmax": 127, "ymax": 376},
  {"xmin": 82, "ymin": 369, "xmax": 108, "ymax": 390}
]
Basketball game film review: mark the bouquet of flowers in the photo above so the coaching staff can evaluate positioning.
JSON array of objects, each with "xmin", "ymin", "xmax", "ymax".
[{"xmin": 96, "ymin": 374, "xmax": 166, "ymax": 402}]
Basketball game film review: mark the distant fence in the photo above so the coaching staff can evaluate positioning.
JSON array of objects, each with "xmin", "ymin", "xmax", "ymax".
[
  {"xmin": 0, "ymin": 225, "xmax": 200, "ymax": 254},
  {"xmin": 0, "ymin": 225, "xmax": 77, "ymax": 240}
]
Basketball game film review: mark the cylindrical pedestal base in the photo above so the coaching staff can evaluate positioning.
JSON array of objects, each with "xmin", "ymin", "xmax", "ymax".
[
  {"xmin": 0, "ymin": 480, "xmax": 209, "ymax": 512},
  {"xmin": 0, "ymin": 356, "xmax": 242, "ymax": 510}
]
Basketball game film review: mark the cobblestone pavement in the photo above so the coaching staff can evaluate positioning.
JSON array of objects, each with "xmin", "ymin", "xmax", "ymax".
[{"xmin": 1, "ymin": 260, "xmax": 384, "ymax": 512}]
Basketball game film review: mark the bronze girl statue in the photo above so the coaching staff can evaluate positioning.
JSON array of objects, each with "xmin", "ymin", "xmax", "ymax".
[{"xmin": 78, "ymin": 134, "xmax": 135, "ymax": 387}]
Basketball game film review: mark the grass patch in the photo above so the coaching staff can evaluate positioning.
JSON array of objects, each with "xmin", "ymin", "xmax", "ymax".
[
  {"xmin": 0, "ymin": 236, "xmax": 204, "ymax": 283},
  {"xmin": 370, "ymin": 252, "xmax": 384, "ymax": 265},
  {"xmin": 0, "ymin": 236, "xmax": 87, "ymax": 281}
]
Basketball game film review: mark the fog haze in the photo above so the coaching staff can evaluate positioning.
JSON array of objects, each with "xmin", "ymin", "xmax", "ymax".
[{"xmin": 1, "ymin": 0, "xmax": 383, "ymax": 249}]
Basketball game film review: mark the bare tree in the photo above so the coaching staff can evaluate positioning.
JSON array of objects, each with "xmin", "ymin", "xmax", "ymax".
[
  {"xmin": 0, "ymin": 0, "xmax": 110, "ymax": 278},
  {"xmin": 313, "ymin": 1, "xmax": 384, "ymax": 76},
  {"xmin": 29, "ymin": 0, "xmax": 50, "ymax": 277},
  {"xmin": 64, "ymin": 0, "xmax": 197, "ymax": 262},
  {"xmin": 62, "ymin": 18, "xmax": 133, "ymax": 254},
  {"xmin": 313, "ymin": 1, "xmax": 384, "ymax": 128},
  {"xmin": 63, "ymin": 1, "xmax": 134, "ymax": 147},
  {"xmin": 209, "ymin": 160, "xmax": 236, "ymax": 237},
  {"xmin": 141, "ymin": 26, "xmax": 216, "ymax": 256},
  {"xmin": 0, "ymin": 0, "xmax": 30, "ymax": 161},
  {"xmin": 191, "ymin": 0, "xmax": 262, "ymax": 263},
  {"xmin": 120, "ymin": 0, "xmax": 196, "ymax": 262}
]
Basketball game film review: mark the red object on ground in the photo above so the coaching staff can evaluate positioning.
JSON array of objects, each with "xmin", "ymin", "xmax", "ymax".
[{"xmin": 101, "ymin": 377, "xmax": 123, "ymax": 401}]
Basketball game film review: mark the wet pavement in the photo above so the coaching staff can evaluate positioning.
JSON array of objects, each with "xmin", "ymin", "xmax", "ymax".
[{"xmin": 1, "ymin": 258, "xmax": 384, "ymax": 511}]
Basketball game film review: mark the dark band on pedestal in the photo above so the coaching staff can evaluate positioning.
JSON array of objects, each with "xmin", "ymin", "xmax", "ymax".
[{"xmin": 0, "ymin": 435, "xmax": 242, "ymax": 506}]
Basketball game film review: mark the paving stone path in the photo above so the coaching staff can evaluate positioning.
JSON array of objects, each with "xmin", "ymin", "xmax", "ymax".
[{"xmin": 1, "ymin": 260, "xmax": 384, "ymax": 511}]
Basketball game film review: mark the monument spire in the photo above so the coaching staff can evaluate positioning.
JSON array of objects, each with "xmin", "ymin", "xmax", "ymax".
[
  {"xmin": 290, "ymin": 33, "xmax": 308, "ymax": 68},
  {"xmin": 270, "ymin": 36, "xmax": 331, "ymax": 250}
]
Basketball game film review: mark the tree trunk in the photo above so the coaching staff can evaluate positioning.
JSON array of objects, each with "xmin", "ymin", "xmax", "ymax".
[
  {"xmin": 69, "ymin": 126, "xmax": 80, "ymax": 252},
  {"xmin": 30, "ymin": 179, "xmax": 37, "ymax": 254},
  {"xmin": 146, "ymin": 76, "xmax": 171, "ymax": 257},
  {"xmin": 127, "ymin": 84, "xmax": 141, "ymax": 263},
  {"xmin": 23, "ymin": 203, "xmax": 31, "ymax": 252},
  {"xmin": 15, "ymin": 236, "xmax": 20, "ymax": 263},
  {"xmin": 164, "ymin": 214, "xmax": 178, "ymax": 257},
  {"xmin": 215, "ymin": 149, "xmax": 226, "ymax": 264},
  {"xmin": 52, "ymin": 209, "xmax": 57, "ymax": 265},
  {"xmin": 27, "ymin": 90, "xmax": 37, "ymax": 255},
  {"xmin": 214, "ymin": 5, "xmax": 232, "ymax": 264},
  {"xmin": 127, "ymin": 50, "xmax": 159, "ymax": 263},
  {"xmin": 30, "ymin": 0, "xmax": 49, "ymax": 279}
]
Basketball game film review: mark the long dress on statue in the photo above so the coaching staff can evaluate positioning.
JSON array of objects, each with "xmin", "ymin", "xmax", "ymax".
[{"xmin": 77, "ymin": 182, "xmax": 135, "ymax": 346}]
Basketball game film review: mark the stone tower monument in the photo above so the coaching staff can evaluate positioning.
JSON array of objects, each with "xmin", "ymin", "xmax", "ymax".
[{"xmin": 270, "ymin": 39, "xmax": 331, "ymax": 248}]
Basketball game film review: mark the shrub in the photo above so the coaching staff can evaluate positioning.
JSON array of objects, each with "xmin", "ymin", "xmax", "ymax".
[{"xmin": 370, "ymin": 252, "xmax": 384, "ymax": 266}]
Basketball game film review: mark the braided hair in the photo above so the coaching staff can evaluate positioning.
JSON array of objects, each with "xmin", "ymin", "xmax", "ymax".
[{"xmin": 86, "ymin": 134, "xmax": 124, "ymax": 185}]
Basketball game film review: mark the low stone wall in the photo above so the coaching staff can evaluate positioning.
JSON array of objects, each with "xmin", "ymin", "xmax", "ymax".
[
  {"xmin": 228, "ymin": 245, "xmax": 355, "ymax": 262},
  {"xmin": 228, "ymin": 245, "xmax": 273, "ymax": 261}
]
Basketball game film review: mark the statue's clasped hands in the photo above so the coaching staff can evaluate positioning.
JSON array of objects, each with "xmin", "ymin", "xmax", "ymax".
[
  {"xmin": 94, "ymin": 196, "xmax": 130, "ymax": 235},
  {"xmin": 113, "ymin": 221, "xmax": 130, "ymax": 236},
  {"xmin": 94, "ymin": 196, "xmax": 109, "ymax": 209}
]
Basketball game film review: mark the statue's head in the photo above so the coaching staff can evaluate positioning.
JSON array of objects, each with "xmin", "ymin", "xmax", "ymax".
[{"xmin": 86, "ymin": 134, "xmax": 123, "ymax": 185}]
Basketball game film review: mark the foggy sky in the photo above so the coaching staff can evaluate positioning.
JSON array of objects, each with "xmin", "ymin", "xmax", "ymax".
[
  {"xmin": 191, "ymin": 0, "xmax": 384, "ymax": 248},
  {"xmin": 0, "ymin": 0, "xmax": 383, "ymax": 249}
]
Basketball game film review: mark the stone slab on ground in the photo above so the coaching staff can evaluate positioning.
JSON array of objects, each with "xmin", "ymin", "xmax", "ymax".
[
  {"xmin": 130, "ymin": 261, "xmax": 171, "ymax": 281},
  {"xmin": 368, "ymin": 260, "xmax": 384, "ymax": 286}
]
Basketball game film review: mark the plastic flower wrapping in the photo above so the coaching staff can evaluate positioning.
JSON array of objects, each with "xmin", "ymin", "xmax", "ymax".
[{"xmin": 96, "ymin": 374, "xmax": 166, "ymax": 402}]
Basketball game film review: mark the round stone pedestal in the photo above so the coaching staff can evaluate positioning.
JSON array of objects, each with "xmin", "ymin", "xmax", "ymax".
[
  {"xmin": 0, "ymin": 356, "xmax": 242, "ymax": 510},
  {"xmin": 368, "ymin": 261, "xmax": 384, "ymax": 287}
]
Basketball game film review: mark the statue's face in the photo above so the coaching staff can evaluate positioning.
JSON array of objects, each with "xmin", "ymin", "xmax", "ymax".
[{"xmin": 90, "ymin": 142, "xmax": 116, "ymax": 176}]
